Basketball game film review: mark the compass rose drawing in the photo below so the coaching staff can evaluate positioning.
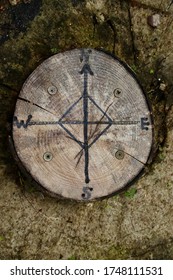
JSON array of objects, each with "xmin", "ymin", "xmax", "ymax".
[{"xmin": 12, "ymin": 49, "xmax": 153, "ymax": 201}]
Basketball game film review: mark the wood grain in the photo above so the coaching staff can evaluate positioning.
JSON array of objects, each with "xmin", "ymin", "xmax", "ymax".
[{"xmin": 12, "ymin": 49, "xmax": 153, "ymax": 201}]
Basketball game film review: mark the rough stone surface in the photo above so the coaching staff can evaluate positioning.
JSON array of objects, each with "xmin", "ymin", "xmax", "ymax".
[
  {"xmin": 147, "ymin": 14, "xmax": 161, "ymax": 27},
  {"xmin": 0, "ymin": 0, "xmax": 173, "ymax": 259}
]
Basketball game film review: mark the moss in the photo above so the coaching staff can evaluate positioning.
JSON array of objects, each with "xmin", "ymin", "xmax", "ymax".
[
  {"xmin": 103, "ymin": 245, "xmax": 130, "ymax": 260},
  {"xmin": 0, "ymin": 0, "xmax": 134, "ymax": 90},
  {"xmin": 124, "ymin": 188, "xmax": 137, "ymax": 198},
  {"xmin": 0, "ymin": 236, "xmax": 5, "ymax": 241},
  {"xmin": 67, "ymin": 255, "xmax": 77, "ymax": 260}
]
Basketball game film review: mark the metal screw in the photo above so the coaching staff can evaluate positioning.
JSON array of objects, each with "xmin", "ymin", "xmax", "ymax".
[
  {"xmin": 115, "ymin": 150, "xmax": 124, "ymax": 160},
  {"xmin": 43, "ymin": 152, "xmax": 53, "ymax": 162},
  {"xmin": 47, "ymin": 85, "xmax": 57, "ymax": 95},
  {"xmin": 114, "ymin": 88, "xmax": 122, "ymax": 97}
]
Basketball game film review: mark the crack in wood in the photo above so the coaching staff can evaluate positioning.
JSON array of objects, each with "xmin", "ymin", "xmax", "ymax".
[{"xmin": 17, "ymin": 97, "xmax": 56, "ymax": 116}]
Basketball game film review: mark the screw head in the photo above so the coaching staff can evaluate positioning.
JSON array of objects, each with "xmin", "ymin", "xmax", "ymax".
[
  {"xmin": 114, "ymin": 88, "xmax": 122, "ymax": 97},
  {"xmin": 47, "ymin": 85, "xmax": 57, "ymax": 95},
  {"xmin": 43, "ymin": 152, "xmax": 53, "ymax": 162},
  {"xmin": 115, "ymin": 150, "xmax": 124, "ymax": 160}
]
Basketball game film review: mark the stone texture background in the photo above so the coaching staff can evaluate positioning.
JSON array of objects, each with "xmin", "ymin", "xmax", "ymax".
[{"xmin": 0, "ymin": 0, "xmax": 173, "ymax": 259}]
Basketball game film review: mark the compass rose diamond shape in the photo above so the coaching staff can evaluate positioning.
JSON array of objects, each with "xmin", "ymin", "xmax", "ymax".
[{"xmin": 58, "ymin": 95, "xmax": 113, "ymax": 150}]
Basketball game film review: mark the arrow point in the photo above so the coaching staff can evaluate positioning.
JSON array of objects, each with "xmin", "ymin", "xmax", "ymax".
[{"xmin": 80, "ymin": 64, "xmax": 94, "ymax": 75}]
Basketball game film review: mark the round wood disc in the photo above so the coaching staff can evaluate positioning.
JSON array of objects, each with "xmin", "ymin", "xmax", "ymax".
[{"xmin": 12, "ymin": 49, "xmax": 153, "ymax": 201}]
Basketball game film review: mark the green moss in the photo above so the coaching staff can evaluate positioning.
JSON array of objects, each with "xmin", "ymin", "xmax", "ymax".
[
  {"xmin": 124, "ymin": 188, "xmax": 137, "ymax": 198},
  {"xmin": 50, "ymin": 48, "xmax": 59, "ymax": 54},
  {"xmin": 157, "ymin": 146, "xmax": 166, "ymax": 161},
  {"xmin": 104, "ymin": 245, "xmax": 130, "ymax": 260},
  {"xmin": 130, "ymin": 64, "xmax": 138, "ymax": 73},
  {"xmin": 0, "ymin": 0, "xmax": 135, "ymax": 92},
  {"xmin": 0, "ymin": 236, "xmax": 5, "ymax": 241},
  {"xmin": 67, "ymin": 255, "xmax": 77, "ymax": 260},
  {"xmin": 149, "ymin": 69, "xmax": 155, "ymax": 74}
]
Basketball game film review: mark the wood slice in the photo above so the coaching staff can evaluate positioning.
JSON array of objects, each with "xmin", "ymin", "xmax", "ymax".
[{"xmin": 12, "ymin": 49, "xmax": 154, "ymax": 201}]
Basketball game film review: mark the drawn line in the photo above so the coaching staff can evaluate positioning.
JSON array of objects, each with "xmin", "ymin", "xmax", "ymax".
[
  {"xmin": 28, "ymin": 120, "xmax": 140, "ymax": 125},
  {"xmin": 88, "ymin": 96, "xmax": 112, "ymax": 122},
  {"xmin": 83, "ymin": 70, "xmax": 90, "ymax": 184},
  {"xmin": 88, "ymin": 123, "xmax": 112, "ymax": 148},
  {"xmin": 58, "ymin": 123, "xmax": 84, "ymax": 148},
  {"xmin": 59, "ymin": 96, "xmax": 83, "ymax": 122}
]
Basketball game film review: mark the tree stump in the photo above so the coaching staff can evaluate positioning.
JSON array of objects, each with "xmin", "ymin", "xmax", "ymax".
[{"xmin": 12, "ymin": 49, "xmax": 153, "ymax": 201}]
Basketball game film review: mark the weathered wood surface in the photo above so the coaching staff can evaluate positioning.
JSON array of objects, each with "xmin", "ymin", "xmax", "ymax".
[{"xmin": 12, "ymin": 49, "xmax": 153, "ymax": 201}]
